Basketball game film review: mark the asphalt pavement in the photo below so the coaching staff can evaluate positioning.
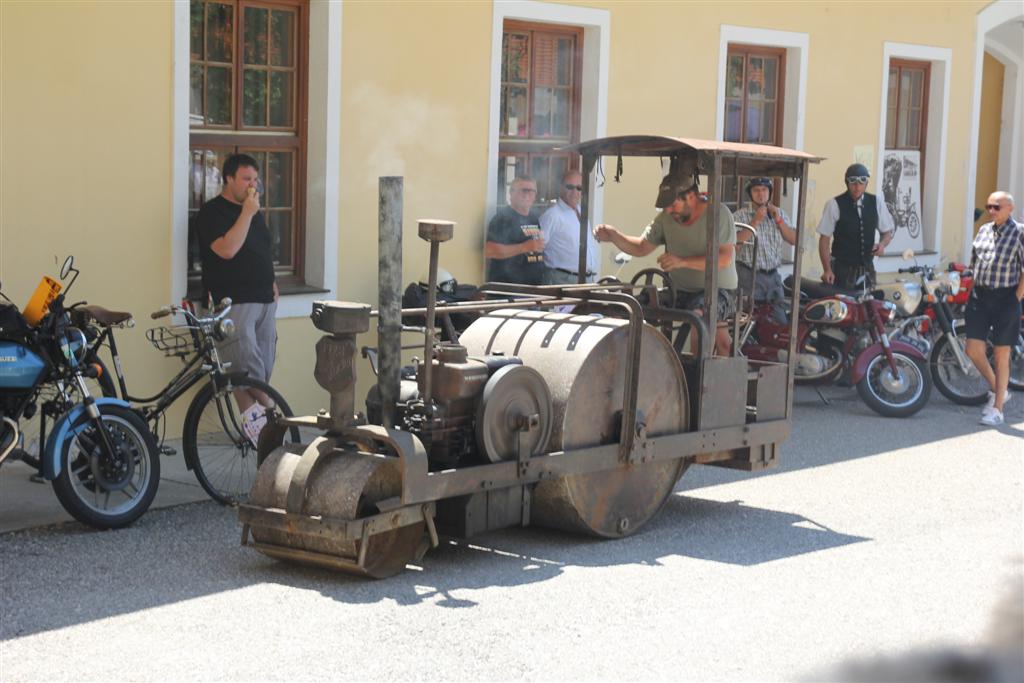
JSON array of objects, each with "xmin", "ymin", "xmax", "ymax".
[{"xmin": 0, "ymin": 386, "xmax": 1021, "ymax": 681}]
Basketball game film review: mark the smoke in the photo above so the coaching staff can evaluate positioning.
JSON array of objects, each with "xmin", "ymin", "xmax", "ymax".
[{"xmin": 349, "ymin": 82, "xmax": 460, "ymax": 190}]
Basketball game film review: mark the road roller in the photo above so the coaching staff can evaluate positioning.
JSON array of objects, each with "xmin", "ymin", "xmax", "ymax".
[{"xmin": 239, "ymin": 136, "xmax": 822, "ymax": 577}]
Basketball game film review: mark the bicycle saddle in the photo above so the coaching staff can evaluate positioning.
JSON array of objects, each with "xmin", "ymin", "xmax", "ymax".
[{"xmin": 79, "ymin": 304, "xmax": 133, "ymax": 325}]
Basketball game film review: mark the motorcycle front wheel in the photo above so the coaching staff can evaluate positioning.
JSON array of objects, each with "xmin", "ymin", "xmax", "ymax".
[
  {"xmin": 51, "ymin": 404, "xmax": 160, "ymax": 529},
  {"xmin": 856, "ymin": 351, "xmax": 932, "ymax": 417},
  {"xmin": 930, "ymin": 333, "xmax": 989, "ymax": 405}
]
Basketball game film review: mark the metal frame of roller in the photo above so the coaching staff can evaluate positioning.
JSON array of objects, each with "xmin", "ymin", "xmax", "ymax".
[{"xmin": 239, "ymin": 138, "xmax": 823, "ymax": 578}]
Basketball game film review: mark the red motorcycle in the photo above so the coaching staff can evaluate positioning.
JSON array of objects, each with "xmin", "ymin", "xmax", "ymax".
[{"xmin": 743, "ymin": 277, "xmax": 932, "ymax": 417}]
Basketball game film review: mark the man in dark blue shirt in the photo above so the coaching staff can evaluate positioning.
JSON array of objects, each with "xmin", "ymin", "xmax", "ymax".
[{"xmin": 485, "ymin": 176, "xmax": 546, "ymax": 285}]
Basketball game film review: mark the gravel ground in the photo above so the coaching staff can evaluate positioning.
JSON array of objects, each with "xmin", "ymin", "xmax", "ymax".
[{"xmin": 1, "ymin": 386, "xmax": 1021, "ymax": 682}]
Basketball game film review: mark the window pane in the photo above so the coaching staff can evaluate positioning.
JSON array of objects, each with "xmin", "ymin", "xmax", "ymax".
[
  {"xmin": 556, "ymin": 37, "xmax": 572, "ymax": 86},
  {"xmin": 531, "ymin": 156, "xmax": 552, "ymax": 205},
  {"xmin": 190, "ymin": 64, "xmax": 204, "ymax": 124},
  {"xmin": 503, "ymin": 33, "xmax": 529, "ymax": 84},
  {"xmin": 747, "ymin": 57, "xmax": 764, "ymax": 100},
  {"xmin": 744, "ymin": 103, "xmax": 764, "ymax": 143},
  {"xmin": 270, "ymin": 10, "xmax": 294, "ymax": 67},
  {"xmin": 906, "ymin": 109, "xmax": 920, "ymax": 148},
  {"xmin": 498, "ymin": 154, "xmax": 527, "ymax": 205},
  {"xmin": 506, "ymin": 86, "xmax": 527, "ymax": 136},
  {"xmin": 551, "ymin": 89, "xmax": 570, "ymax": 138},
  {"xmin": 190, "ymin": 0, "xmax": 204, "ymax": 58},
  {"xmin": 909, "ymin": 69, "xmax": 924, "ymax": 107},
  {"xmin": 886, "ymin": 106, "xmax": 897, "ymax": 148},
  {"xmin": 268, "ymin": 211, "xmax": 292, "ymax": 267},
  {"xmin": 533, "ymin": 87, "xmax": 553, "ymax": 137},
  {"xmin": 206, "ymin": 3, "xmax": 233, "ymax": 63},
  {"xmin": 243, "ymin": 69, "xmax": 267, "ymax": 126},
  {"xmin": 726, "ymin": 55, "xmax": 744, "ymax": 98},
  {"xmin": 763, "ymin": 57, "xmax": 778, "ymax": 99},
  {"xmin": 759, "ymin": 101, "xmax": 776, "ymax": 144},
  {"xmin": 269, "ymin": 71, "xmax": 292, "ymax": 127},
  {"xmin": 888, "ymin": 67, "xmax": 898, "ymax": 107},
  {"xmin": 725, "ymin": 100, "xmax": 742, "ymax": 142},
  {"xmin": 896, "ymin": 105, "xmax": 909, "ymax": 148},
  {"xmin": 267, "ymin": 151, "xmax": 292, "ymax": 207},
  {"xmin": 206, "ymin": 66, "xmax": 232, "ymax": 124},
  {"xmin": 244, "ymin": 6, "xmax": 268, "ymax": 65}
]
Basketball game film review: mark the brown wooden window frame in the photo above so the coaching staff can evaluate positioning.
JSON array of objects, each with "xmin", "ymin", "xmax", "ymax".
[
  {"xmin": 722, "ymin": 44, "xmax": 787, "ymax": 211},
  {"xmin": 188, "ymin": 0, "xmax": 309, "ymax": 295},
  {"xmin": 885, "ymin": 58, "xmax": 930, "ymax": 181},
  {"xmin": 498, "ymin": 20, "xmax": 584, "ymax": 207}
]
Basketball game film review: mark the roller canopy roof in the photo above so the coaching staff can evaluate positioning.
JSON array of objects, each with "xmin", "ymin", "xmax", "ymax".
[{"xmin": 560, "ymin": 135, "xmax": 823, "ymax": 177}]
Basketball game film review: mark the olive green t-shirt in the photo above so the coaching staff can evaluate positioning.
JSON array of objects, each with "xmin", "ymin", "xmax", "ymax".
[{"xmin": 639, "ymin": 203, "xmax": 738, "ymax": 292}]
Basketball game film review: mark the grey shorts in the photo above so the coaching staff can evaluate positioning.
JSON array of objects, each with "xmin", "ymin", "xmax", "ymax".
[
  {"xmin": 674, "ymin": 288, "xmax": 737, "ymax": 321},
  {"xmin": 217, "ymin": 301, "xmax": 277, "ymax": 383}
]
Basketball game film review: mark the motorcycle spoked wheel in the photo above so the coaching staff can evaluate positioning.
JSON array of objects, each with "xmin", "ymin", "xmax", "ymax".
[
  {"xmin": 930, "ymin": 333, "xmax": 989, "ymax": 405},
  {"xmin": 51, "ymin": 404, "xmax": 160, "ymax": 530},
  {"xmin": 856, "ymin": 351, "xmax": 932, "ymax": 417}
]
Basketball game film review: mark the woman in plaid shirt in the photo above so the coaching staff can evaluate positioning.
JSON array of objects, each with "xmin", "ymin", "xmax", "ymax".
[{"xmin": 966, "ymin": 191, "xmax": 1024, "ymax": 426}]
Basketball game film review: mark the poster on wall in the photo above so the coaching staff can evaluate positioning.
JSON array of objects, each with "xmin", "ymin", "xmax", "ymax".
[{"xmin": 881, "ymin": 150, "xmax": 924, "ymax": 253}]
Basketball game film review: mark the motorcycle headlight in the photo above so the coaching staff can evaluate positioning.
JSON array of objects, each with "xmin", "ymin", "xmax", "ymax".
[
  {"xmin": 947, "ymin": 271, "xmax": 961, "ymax": 296},
  {"xmin": 60, "ymin": 326, "xmax": 89, "ymax": 365}
]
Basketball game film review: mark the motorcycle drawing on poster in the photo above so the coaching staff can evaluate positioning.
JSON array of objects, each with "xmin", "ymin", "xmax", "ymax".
[{"xmin": 882, "ymin": 150, "xmax": 924, "ymax": 252}]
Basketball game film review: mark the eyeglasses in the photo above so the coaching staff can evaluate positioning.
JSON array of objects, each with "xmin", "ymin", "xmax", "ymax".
[
  {"xmin": 846, "ymin": 176, "xmax": 869, "ymax": 185},
  {"xmin": 564, "ymin": 184, "xmax": 584, "ymax": 192},
  {"xmin": 985, "ymin": 203, "xmax": 1003, "ymax": 211}
]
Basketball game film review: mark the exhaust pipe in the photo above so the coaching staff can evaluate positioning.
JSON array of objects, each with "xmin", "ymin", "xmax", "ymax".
[{"xmin": 378, "ymin": 177, "xmax": 403, "ymax": 428}]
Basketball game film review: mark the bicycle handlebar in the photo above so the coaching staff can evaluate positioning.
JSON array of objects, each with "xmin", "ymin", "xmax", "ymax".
[{"xmin": 149, "ymin": 298, "xmax": 232, "ymax": 328}]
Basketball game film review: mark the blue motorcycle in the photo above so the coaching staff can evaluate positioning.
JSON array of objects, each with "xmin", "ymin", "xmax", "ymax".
[{"xmin": 0, "ymin": 257, "xmax": 159, "ymax": 529}]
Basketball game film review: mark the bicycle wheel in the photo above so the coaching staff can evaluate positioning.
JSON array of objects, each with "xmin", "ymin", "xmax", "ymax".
[
  {"xmin": 908, "ymin": 211, "xmax": 920, "ymax": 239},
  {"xmin": 15, "ymin": 360, "xmax": 115, "ymax": 472},
  {"xmin": 182, "ymin": 376, "xmax": 300, "ymax": 505}
]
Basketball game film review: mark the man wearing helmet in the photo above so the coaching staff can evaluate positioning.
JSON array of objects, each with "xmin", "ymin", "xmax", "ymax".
[
  {"xmin": 733, "ymin": 177, "xmax": 796, "ymax": 322},
  {"xmin": 816, "ymin": 163, "xmax": 895, "ymax": 288},
  {"xmin": 594, "ymin": 171, "xmax": 737, "ymax": 355}
]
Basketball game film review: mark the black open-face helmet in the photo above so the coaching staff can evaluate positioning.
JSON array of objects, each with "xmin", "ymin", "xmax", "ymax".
[
  {"xmin": 745, "ymin": 177, "xmax": 773, "ymax": 201},
  {"xmin": 844, "ymin": 163, "xmax": 870, "ymax": 185}
]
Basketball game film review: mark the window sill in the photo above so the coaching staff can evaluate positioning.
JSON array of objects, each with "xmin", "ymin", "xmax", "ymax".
[{"xmin": 279, "ymin": 283, "xmax": 330, "ymax": 297}]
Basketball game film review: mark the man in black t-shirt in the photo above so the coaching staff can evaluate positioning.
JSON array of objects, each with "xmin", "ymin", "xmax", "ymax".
[
  {"xmin": 485, "ymin": 176, "xmax": 546, "ymax": 285},
  {"xmin": 196, "ymin": 153, "xmax": 278, "ymax": 443}
]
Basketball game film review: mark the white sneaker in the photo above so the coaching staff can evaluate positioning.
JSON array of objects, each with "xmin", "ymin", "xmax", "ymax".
[
  {"xmin": 985, "ymin": 390, "xmax": 1011, "ymax": 409},
  {"xmin": 979, "ymin": 406, "xmax": 1004, "ymax": 426},
  {"xmin": 241, "ymin": 404, "xmax": 268, "ymax": 447}
]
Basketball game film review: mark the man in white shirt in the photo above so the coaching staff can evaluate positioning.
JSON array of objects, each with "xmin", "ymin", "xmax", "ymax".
[
  {"xmin": 540, "ymin": 169, "xmax": 599, "ymax": 284},
  {"xmin": 816, "ymin": 163, "xmax": 895, "ymax": 289}
]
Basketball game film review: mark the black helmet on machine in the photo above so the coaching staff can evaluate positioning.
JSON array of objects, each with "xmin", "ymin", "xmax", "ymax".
[
  {"xmin": 418, "ymin": 268, "xmax": 458, "ymax": 296},
  {"xmin": 745, "ymin": 177, "xmax": 773, "ymax": 201},
  {"xmin": 844, "ymin": 163, "xmax": 870, "ymax": 185}
]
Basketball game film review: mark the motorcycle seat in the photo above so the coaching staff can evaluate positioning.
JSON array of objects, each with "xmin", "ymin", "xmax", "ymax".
[
  {"xmin": 783, "ymin": 275, "xmax": 861, "ymax": 300},
  {"xmin": 79, "ymin": 304, "xmax": 133, "ymax": 325}
]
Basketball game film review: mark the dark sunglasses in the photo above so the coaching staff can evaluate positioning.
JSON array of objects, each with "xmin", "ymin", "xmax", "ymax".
[
  {"xmin": 846, "ymin": 176, "xmax": 869, "ymax": 185},
  {"xmin": 985, "ymin": 203, "xmax": 1003, "ymax": 210},
  {"xmin": 564, "ymin": 184, "xmax": 584, "ymax": 192}
]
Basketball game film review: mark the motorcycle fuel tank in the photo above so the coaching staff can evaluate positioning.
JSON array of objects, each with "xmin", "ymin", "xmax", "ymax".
[{"xmin": 0, "ymin": 341, "xmax": 46, "ymax": 389}]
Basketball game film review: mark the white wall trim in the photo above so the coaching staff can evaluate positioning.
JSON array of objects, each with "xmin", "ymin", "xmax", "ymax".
[
  {"xmin": 485, "ymin": 1, "xmax": 610, "ymax": 276},
  {"xmin": 714, "ymin": 25, "xmax": 809, "ymax": 228},
  {"xmin": 171, "ymin": 2, "xmax": 189, "ymax": 303},
  {"xmin": 965, "ymin": 0, "xmax": 1024, "ymax": 262},
  {"xmin": 876, "ymin": 41, "xmax": 952, "ymax": 268},
  {"xmin": 171, "ymin": 0, "xmax": 341, "ymax": 319},
  {"xmin": 983, "ymin": 36, "xmax": 1023, "ymax": 211}
]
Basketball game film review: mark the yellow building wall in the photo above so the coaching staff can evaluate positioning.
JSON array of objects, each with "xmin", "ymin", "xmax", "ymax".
[
  {"xmin": 974, "ymin": 51, "xmax": 1005, "ymax": 231},
  {"xmin": 0, "ymin": 0, "xmax": 991, "ymax": 423}
]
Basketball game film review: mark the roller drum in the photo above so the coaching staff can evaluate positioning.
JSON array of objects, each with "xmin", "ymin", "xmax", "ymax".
[
  {"xmin": 247, "ymin": 441, "xmax": 425, "ymax": 578},
  {"xmin": 458, "ymin": 309, "xmax": 689, "ymax": 537}
]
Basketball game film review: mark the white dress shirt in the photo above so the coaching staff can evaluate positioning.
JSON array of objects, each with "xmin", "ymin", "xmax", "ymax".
[
  {"xmin": 539, "ymin": 198, "xmax": 600, "ymax": 276},
  {"xmin": 816, "ymin": 195, "xmax": 895, "ymax": 237}
]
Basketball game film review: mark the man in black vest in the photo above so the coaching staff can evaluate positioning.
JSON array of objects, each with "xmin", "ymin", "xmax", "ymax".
[{"xmin": 816, "ymin": 163, "xmax": 895, "ymax": 289}]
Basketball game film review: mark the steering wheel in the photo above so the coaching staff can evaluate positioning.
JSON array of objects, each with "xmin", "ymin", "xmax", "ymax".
[{"xmin": 630, "ymin": 268, "xmax": 674, "ymax": 290}]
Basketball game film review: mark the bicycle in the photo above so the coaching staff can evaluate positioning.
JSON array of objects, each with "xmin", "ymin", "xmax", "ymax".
[{"xmin": 20, "ymin": 298, "xmax": 300, "ymax": 505}]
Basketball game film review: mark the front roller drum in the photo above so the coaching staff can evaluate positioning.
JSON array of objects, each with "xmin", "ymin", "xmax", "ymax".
[{"xmin": 241, "ymin": 438, "xmax": 431, "ymax": 579}]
